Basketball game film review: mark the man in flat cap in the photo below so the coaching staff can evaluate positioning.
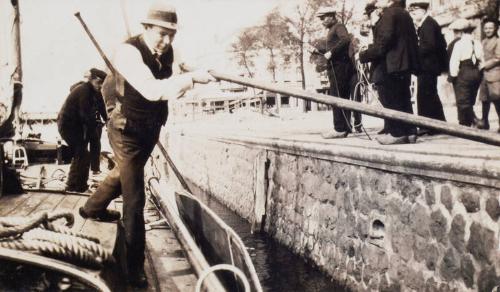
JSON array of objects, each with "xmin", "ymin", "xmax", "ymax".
[
  {"xmin": 448, "ymin": 18, "xmax": 483, "ymax": 127},
  {"xmin": 408, "ymin": 0, "xmax": 447, "ymax": 135},
  {"xmin": 57, "ymin": 68, "xmax": 107, "ymax": 193},
  {"xmin": 79, "ymin": 1, "xmax": 214, "ymax": 287},
  {"xmin": 316, "ymin": 7, "xmax": 356, "ymax": 139},
  {"xmin": 359, "ymin": 0, "xmax": 420, "ymax": 144}
]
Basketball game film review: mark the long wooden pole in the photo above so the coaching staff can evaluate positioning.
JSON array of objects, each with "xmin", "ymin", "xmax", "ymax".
[
  {"xmin": 12, "ymin": 0, "xmax": 22, "ymax": 131},
  {"xmin": 75, "ymin": 12, "xmax": 195, "ymax": 193},
  {"xmin": 209, "ymin": 71, "xmax": 500, "ymax": 147}
]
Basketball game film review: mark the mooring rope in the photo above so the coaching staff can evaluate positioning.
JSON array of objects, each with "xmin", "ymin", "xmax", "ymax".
[{"xmin": 0, "ymin": 211, "xmax": 112, "ymax": 269}]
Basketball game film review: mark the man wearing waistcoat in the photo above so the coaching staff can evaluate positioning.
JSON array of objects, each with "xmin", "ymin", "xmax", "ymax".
[
  {"xmin": 359, "ymin": 0, "xmax": 420, "ymax": 145},
  {"xmin": 79, "ymin": 1, "xmax": 214, "ymax": 288},
  {"xmin": 408, "ymin": 0, "xmax": 446, "ymax": 135}
]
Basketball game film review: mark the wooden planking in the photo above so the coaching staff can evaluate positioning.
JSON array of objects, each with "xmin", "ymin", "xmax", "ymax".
[
  {"xmin": 80, "ymin": 219, "xmax": 117, "ymax": 251},
  {"xmin": 6, "ymin": 192, "xmax": 51, "ymax": 217},
  {"xmin": 72, "ymin": 197, "xmax": 88, "ymax": 232},
  {"xmin": 56, "ymin": 194, "xmax": 81, "ymax": 212},
  {"xmin": 79, "ymin": 198, "xmax": 121, "ymax": 251},
  {"xmin": 26, "ymin": 192, "xmax": 66, "ymax": 215},
  {"xmin": 0, "ymin": 193, "xmax": 31, "ymax": 216},
  {"xmin": 146, "ymin": 229, "xmax": 197, "ymax": 292}
]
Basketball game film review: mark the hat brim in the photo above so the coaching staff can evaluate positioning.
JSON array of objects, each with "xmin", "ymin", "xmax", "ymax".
[
  {"xmin": 141, "ymin": 19, "xmax": 177, "ymax": 30},
  {"xmin": 316, "ymin": 12, "xmax": 335, "ymax": 18}
]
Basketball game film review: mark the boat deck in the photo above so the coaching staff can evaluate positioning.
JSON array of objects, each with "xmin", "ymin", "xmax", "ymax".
[{"xmin": 1, "ymin": 163, "xmax": 197, "ymax": 291}]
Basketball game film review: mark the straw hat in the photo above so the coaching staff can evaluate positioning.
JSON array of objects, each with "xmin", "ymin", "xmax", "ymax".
[
  {"xmin": 141, "ymin": 1, "xmax": 178, "ymax": 30},
  {"xmin": 449, "ymin": 18, "xmax": 476, "ymax": 31}
]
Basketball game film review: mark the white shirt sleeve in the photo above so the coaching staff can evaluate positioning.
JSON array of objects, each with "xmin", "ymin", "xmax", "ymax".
[
  {"xmin": 474, "ymin": 41, "xmax": 484, "ymax": 63},
  {"xmin": 449, "ymin": 40, "xmax": 461, "ymax": 77},
  {"xmin": 113, "ymin": 43, "xmax": 193, "ymax": 101}
]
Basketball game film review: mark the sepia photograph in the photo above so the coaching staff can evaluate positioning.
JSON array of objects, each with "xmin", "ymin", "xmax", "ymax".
[{"xmin": 0, "ymin": 0, "xmax": 498, "ymax": 291}]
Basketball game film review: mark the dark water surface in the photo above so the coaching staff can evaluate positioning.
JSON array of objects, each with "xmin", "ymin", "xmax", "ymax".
[{"xmin": 188, "ymin": 183, "xmax": 349, "ymax": 292}]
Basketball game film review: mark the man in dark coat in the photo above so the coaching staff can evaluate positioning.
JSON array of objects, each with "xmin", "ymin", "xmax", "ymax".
[
  {"xmin": 408, "ymin": 0, "xmax": 446, "ymax": 135},
  {"xmin": 316, "ymin": 7, "xmax": 356, "ymax": 139},
  {"xmin": 359, "ymin": 0, "xmax": 420, "ymax": 144},
  {"xmin": 57, "ymin": 68, "xmax": 107, "ymax": 192}
]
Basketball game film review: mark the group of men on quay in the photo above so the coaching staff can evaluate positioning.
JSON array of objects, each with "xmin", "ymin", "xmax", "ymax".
[
  {"xmin": 53, "ymin": 0, "xmax": 499, "ymax": 288},
  {"xmin": 317, "ymin": 0, "xmax": 500, "ymax": 145}
]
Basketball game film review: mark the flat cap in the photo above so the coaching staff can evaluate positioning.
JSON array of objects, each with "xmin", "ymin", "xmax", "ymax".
[
  {"xmin": 316, "ymin": 7, "xmax": 336, "ymax": 17},
  {"xmin": 407, "ymin": 0, "xmax": 430, "ymax": 8},
  {"xmin": 89, "ymin": 68, "xmax": 107, "ymax": 80}
]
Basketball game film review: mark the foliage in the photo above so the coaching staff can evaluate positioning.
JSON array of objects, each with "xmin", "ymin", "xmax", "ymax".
[
  {"xmin": 230, "ymin": 0, "xmax": 356, "ymax": 87},
  {"xmin": 230, "ymin": 27, "xmax": 260, "ymax": 78}
]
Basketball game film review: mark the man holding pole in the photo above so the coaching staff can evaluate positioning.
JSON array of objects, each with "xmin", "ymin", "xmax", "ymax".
[
  {"xmin": 77, "ymin": 1, "xmax": 214, "ymax": 288},
  {"xmin": 316, "ymin": 7, "xmax": 355, "ymax": 139}
]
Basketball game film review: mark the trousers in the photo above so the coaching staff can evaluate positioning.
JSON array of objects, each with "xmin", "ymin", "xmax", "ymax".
[
  {"xmin": 89, "ymin": 124, "xmax": 103, "ymax": 172},
  {"xmin": 57, "ymin": 119, "xmax": 90, "ymax": 190},
  {"xmin": 453, "ymin": 61, "xmax": 481, "ymax": 126},
  {"xmin": 328, "ymin": 62, "xmax": 354, "ymax": 132},
  {"xmin": 83, "ymin": 110, "xmax": 160, "ymax": 275},
  {"xmin": 417, "ymin": 73, "xmax": 446, "ymax": 121},
  {"xmin": 376, "ymin": 73, "xmax": 416, "ymax": 137}
]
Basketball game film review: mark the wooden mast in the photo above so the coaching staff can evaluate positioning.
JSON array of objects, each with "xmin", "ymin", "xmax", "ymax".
[{"xmin": 11, "ymin": 0, "xmax": 22, "ymax": 131}]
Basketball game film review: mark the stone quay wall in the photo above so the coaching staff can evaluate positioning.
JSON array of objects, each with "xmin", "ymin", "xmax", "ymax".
[{"xmin": 164, "ymin": 132, "xmax": 500, "ymax": 291}]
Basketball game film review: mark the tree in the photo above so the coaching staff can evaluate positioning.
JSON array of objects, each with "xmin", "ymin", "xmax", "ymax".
[
  {"xmin": 255, "ymin": 9, "xmax": 293, "ymax": 82},
  {"xmin": 230, "ymin": 27, "xmax": 260, "ymax": 78}
]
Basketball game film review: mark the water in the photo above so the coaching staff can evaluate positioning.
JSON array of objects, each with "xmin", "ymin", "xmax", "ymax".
[{"xmin": 188, "ymin": 182, "xmax": 350, "ymax": 292}]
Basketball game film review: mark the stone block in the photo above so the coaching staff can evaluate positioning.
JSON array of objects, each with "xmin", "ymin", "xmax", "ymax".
[
  {"xmin": 460, "ymin": 191, "xmax": 481, "ymax": 213},
  {"xmin": 430, "ymin": 209, "xmax": 448, "ymax": 244},
  {"xmin": 460, "ymin": 253, "xmax": 475, "ymax": 288},
  {"xmin": 414, "ymin": 235, "xmax": 439, "ymax": 270},
  {"xmin": 362, "ymin": 264, "xmax": 375, "ymax": 286},
  {"xmin": 478, "ymin": 265, "xmax": 500, "ymax": 292},
  {"xmin": 368, "ymin": 275, "xmax": 380, "ymax": 290},
  {"xmin": 413, "ymin": 235, "xmax": 427, "ymax": 263},
  {"xmin": 440, "ymin": 185, "xmax": 453, "ymax": 212},
  {"xmin": 390, "ymin": 227, "xmax": 413, "ymax": 262},
  {"xmin": 360, "ymin": 243, "xmax": 389, "ymax": 273},
  {"xmin": 411, "ymin": 203, "xmax": 431, "ymax": 238},
  {"xmin": 353, "ymin": 260, "xmax": 362, "ymax": 282},
  {"xmin": 440, "ymin": 247, "xmax": 461, "ymax": 281},
  {"xmin": 356, "ymin": 216, "xmax": 369, "ymax": 240},
  {"xmin": 425, "ymin": 277, "xmax": 439, "ymax": 292},
  {"xmin": 405, "ymin": 269, "xmax": 425, "ymax": 290},
  {"xmin": 467, "ymin": 222, "xmax": 496, "ymax": 264},
  {"xmin": 425, "ymin": 185, "xmax": 436, "ymax": 206},
  {"xmin": 485, "ymin": 195, "xmax": 500, "ymax": 221},
  {"xmin": 400, "ymin": 177, "xmax": 421, "ymax": 203},
  {"xmin": 358, "ymin": 195, "xmax": 373, "ymax": 216},
  {"xmin": 449, "ymin": 214, "xmax": 466, "ymax": 252}
]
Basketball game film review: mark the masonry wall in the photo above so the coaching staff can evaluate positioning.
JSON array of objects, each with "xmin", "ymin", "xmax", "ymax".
[{"xmin": 166, "ymin": 134, "xmax": 500, "ymax": 291}]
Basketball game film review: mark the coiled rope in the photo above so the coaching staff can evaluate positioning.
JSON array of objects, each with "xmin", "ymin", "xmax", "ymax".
[{"xmin": 0, "ymin": 211, "xmax": 113, "ymax": 269}]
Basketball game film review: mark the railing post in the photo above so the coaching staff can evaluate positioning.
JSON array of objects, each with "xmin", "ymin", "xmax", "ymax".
[
  {"xmin": 276, "ymin": 93, "xmax": 281, "ymax": 114},
  {"xmin": 260, "ymin": 93, "xmax": 264, "ymax": 115}
]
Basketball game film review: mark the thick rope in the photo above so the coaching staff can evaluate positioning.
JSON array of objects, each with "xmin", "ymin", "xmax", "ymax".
[
  {"xmin": 45, "ymin": 223, "xmax": 100, "ymax": 243},
  {"xmin": 0, "ymin": 211, "xmax": 112, "ymax": 269},
  {"xmin": 0, "ymin": 212, "xmax": 48, "ymax": 238},
  {"xmin": 23, "ymin": 229, "xmax": 112, "ymax": 263},
  {"xmin": 0, "ymin": 239, "xmax": 101, "ymax": 269}
]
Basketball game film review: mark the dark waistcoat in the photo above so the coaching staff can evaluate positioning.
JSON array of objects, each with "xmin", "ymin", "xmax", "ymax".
[{"xmin": 118, "ymin": 35, "xmax": 173, "ymax": 126}]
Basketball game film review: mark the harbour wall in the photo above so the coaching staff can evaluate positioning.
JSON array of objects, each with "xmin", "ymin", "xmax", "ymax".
[{"xmin": 164, "ymin": 130, "xmax": 500, "ymax": 291}]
